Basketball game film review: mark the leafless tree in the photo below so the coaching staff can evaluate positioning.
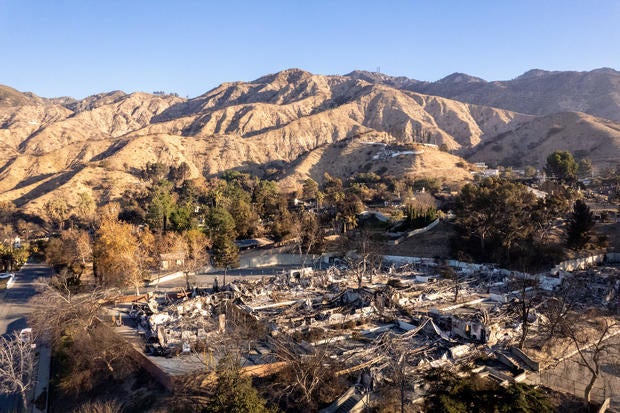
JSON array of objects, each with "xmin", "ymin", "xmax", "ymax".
[
  {"xmin": 373, "ymin": 331, "xmax": 425, "ymax": 413},
  {"xmin": 57, "ymin": 324, "xmax": 135, "ymax": 395},
  {"xmin": 346, "ymin": 228, "xmax": 382, "ymax": 288},
  {"xmin": 508, "ymin": 274, "xmax": 539, "ymax": 349},
  {"xmin": 539, "ymin": 279, "xmax": 582, "ymax": 343},
  {"xmin": 295, "ymin": 210, "xmax": 325, "ymax": 269},
  {"xmin": 271, "ymin": 338, "xmax": 343, "ymax": 410},
  {"xmin": 29, "ymin": 278, "xmax": 135, "ymax": 394},
  {"xmin": 561, "ymin": 315, "xmax": 620, "ymax": 403},
  {"xmin": 72, "ymin": 399, "xmax": 123, "ymax": 413},
  {"xmin": 30, "ymin": 276, "xmax": 108, "ymax": 344},
  {"xmin": 0, "ymin": 331, "xmax": 37, "ymax": 412},
  {"xmin": 45, "ymin": 229, "xmax": 93, "ymax": 286},
  {"xmin": 438, "ymin": 263, "xmax": 459, "ymax": 303}
]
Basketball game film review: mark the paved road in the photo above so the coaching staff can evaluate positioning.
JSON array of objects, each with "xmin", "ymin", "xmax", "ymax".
[
  {"xmin": 0, "ymin": 262, "xmax": 52, "ymax": 412},
  {"xmin": 0, "ymin": 263, "xmax": 51, "ymax": 336}
]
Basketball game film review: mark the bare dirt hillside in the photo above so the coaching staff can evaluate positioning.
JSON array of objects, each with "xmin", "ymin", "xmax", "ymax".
[
  {"xmin": 0, "ymin": 85, "xmax": 47, "ymax": 107},
  {"xmin": 280, "ymin": 136, "xmax": 473, "ymax": 191},
  {"xmin": 350, "ymin": 67, "xmax": 620, "ymax": 123},
  {"xmin": 0, "ymin": 68, "xmax": 619, "ymax": 217},
  {"xmin": 469, "ymin": 112, "xmax": 620, "ymax": 170}
]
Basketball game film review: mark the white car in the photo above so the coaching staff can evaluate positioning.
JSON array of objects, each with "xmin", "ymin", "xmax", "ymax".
[
  {"xmin": 0, "ymin": 272, "xmax": 15, "ymax": 288},
  {"xmin": 20, "ymin": 328, "xmax": 36, "ymax": 349}
]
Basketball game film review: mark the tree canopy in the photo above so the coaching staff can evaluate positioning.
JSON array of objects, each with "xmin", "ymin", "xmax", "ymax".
[
  {"xmin": 567, "ymin": 199, "xmax": 595, "ymax": 250},
  {"xmin": 204, "ymin": 354, "xmax": 276, "ymax": 413},
  {"xmin": 544, "ymin": 151, "xmax": 578, "ymax": 183},
  {"xmin": 453, "ymin": 178, "xmax": 567, "ymax": 269},
  {"xmin": 424, "ymin": 369, "xmax": 554, "ymax": 413}
]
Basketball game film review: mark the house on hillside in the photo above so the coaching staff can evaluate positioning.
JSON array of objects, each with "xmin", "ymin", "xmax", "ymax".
[{"xmin": 160, "ymin": 252, "xmax": 185, "ymax": 271}]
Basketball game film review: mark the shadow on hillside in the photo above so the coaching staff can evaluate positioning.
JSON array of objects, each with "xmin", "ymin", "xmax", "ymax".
[
  {"xmin": 12, "ymin": 167, "xmax": 84, "ymax": 207},
  {"xmin": 89, "ymin": 139, "xmax": 129, "ymax": 162},
  {"xmin": 150, "ymin": 79, "xmax": 335, "ymax": 127},
  {"xmin": 13, "ymin": 211, "xmax": 46, "ymax": 228},
  {"xmin": 13, "ymin": 173, "xmax": 56, "ymax": 190}
]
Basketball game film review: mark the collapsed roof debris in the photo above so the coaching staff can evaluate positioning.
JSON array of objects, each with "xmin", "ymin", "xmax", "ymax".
[{"xmin": 116, "ymin": 258, "xmax": 620, "ymax": 406}]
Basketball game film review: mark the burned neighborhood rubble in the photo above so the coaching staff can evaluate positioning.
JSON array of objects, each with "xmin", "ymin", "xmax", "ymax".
[{"xmin": 115, "ymin": 255, "xmax": 620, "ymax": 410}]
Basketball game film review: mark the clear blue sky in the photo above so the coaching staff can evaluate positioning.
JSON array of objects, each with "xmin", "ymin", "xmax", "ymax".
[{"xmin": 1, "ymin": 0, "xmax": 618, "ymax": 99}]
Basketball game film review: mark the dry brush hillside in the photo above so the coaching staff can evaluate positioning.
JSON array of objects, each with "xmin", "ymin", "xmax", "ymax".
[
  {"xmin": 350, "ymin": 67, "xmax": 620, "ymax": 122},
  {"xmin": 0, "ymin": 68, "xmax": 619, "ymax": 216}
]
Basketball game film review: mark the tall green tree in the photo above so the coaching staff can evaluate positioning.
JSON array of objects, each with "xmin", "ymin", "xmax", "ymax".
[
  {"xmin": 169, "ymin": 203, "xmax": 194, "ymax": 232},
  {"xmin": 335, "ymin": 192, "xmax": 363, "ymax": 233},
  {"xmin": 544, "ymin": 151, "xmax": 578, "ymax": 183},
  {"xmin": 577, "ymin": 158, "xmax": 592, "ymax": 178},
  {"xmin": 229, "ymin": 197, "xmax": 259, "ymax": 239},
  {"xmin": 146, "ymin": 180, "xmax": 176, "ymax": 232},
  {"xmin": 268, "ymin": 198, "xmax": 297, "ymax": 242},
  {"xmin": 204, "ymin": 354, "xmax": 276, "ymax": 413},
  {"xmin": 567, "ymin": 199, "xmax": 594, "ymax": 250},
  {"xmin": 302, "ymin": 178, "xmax": 319, "ymax": 200},
  {"xmin": 404, "ymin": 205, "xmax": 437, "ymax": 230},
  {"xmin": 205, "ymin": 207, "xmax": 239, "ymax": 267},
  {"xmin": 322, "ymin": 173, "xmax": 344, "ymax": 207},
  {"xmin": 211, "ymin": 235, "xmax": 239, "ymax": 268},
  {"xmin": 204, "ymin": 207, "xmax": 236, "ymax": 238},
  {"xmin": 253, "ymin": 180, "xmax": 280, "ymax": 220},
  {"xmin": 454, "ymin": 178, "xmax": 559, "ymax": 268}
]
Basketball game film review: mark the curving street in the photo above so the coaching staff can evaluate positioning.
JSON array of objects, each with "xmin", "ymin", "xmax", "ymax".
[{"xmin": 0, "ymin": 262, "xmax": 52, "ymax": 412}]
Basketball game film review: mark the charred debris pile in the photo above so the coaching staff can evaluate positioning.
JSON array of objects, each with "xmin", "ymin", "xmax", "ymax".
[{"xmin": 118, "ymin": 260, "xmax": 620, "ymax": 396}]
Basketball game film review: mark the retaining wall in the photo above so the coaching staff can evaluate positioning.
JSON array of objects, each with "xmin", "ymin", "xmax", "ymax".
[
  {"xmin": 130, "ymin": 348, "xmax": 174, "ymax": 391},
  {"xmin": 551, "ymin": 252, "xmax": 620, "ymax": 274},
  {"xmin": 239, "ymin": 253, "xmax": 318, "ymax": 268},
  {"xmin": 388, "ymin": 218, "xmax": 440, "ymax": 245},
  {"xmin": 534, "ymin": 357, "xmax": 620, "ymax": 408},
  {"xmin": 510, "ymin": 347, "xmax": 539, "ymax": 372}
]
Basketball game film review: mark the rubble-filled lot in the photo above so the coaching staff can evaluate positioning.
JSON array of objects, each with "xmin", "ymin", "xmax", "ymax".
[{"xmin": 117, "ymin": 259, "xmax": 620, "ymax": 410}]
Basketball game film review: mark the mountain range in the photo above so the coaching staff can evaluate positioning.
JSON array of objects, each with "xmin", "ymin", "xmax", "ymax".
[
  {"xmin": 349, "ymin": 67, "xmax": 620, "ymax": 122},
  {"xmin": 0, "ymin": 68, "xmax": 619, "ymax": 217}
]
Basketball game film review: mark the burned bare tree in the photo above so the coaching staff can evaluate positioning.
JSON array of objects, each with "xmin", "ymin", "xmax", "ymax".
[
  {"xmin": 0, "ymin": 331, "xmax": 37, "ymax": 411},
  {"xmin": 561, "ymin": 315, "xmax": 620, "ymax": 403},
  {"xmin": 29, "ymin": 278, "xmax": 135, "ymax": 394},
  {"xmin": 45, "ymin": 229, "xmax": 93, "ymax": 287},
  {"xmin": 539, "ymin": 279, "xmax": 583, "ymax": 343},
  {"xmin": 30, "ymin": 276, "xmax": 107, "ymax": 344},
  {"xmin": 507, "ymin": 273, "xmax": 540, "ymax": 349},
  {"xmin": 296, "ymin": 210, "xmax": 324, "ymax": 268},
  {"xmin": 271, "ymin": 338, "xmax": 344, "ymax": 410},
  {"xmin": 438, "ymin": 263, "xmax": 459, "ymax": 303},
  {"xmin": 346, "ymin": 228, "xmax": 382, "ymax": 288},
  {"xmin": 373, "ymin": 331, "xmax": 426, "ymax": 413}
]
